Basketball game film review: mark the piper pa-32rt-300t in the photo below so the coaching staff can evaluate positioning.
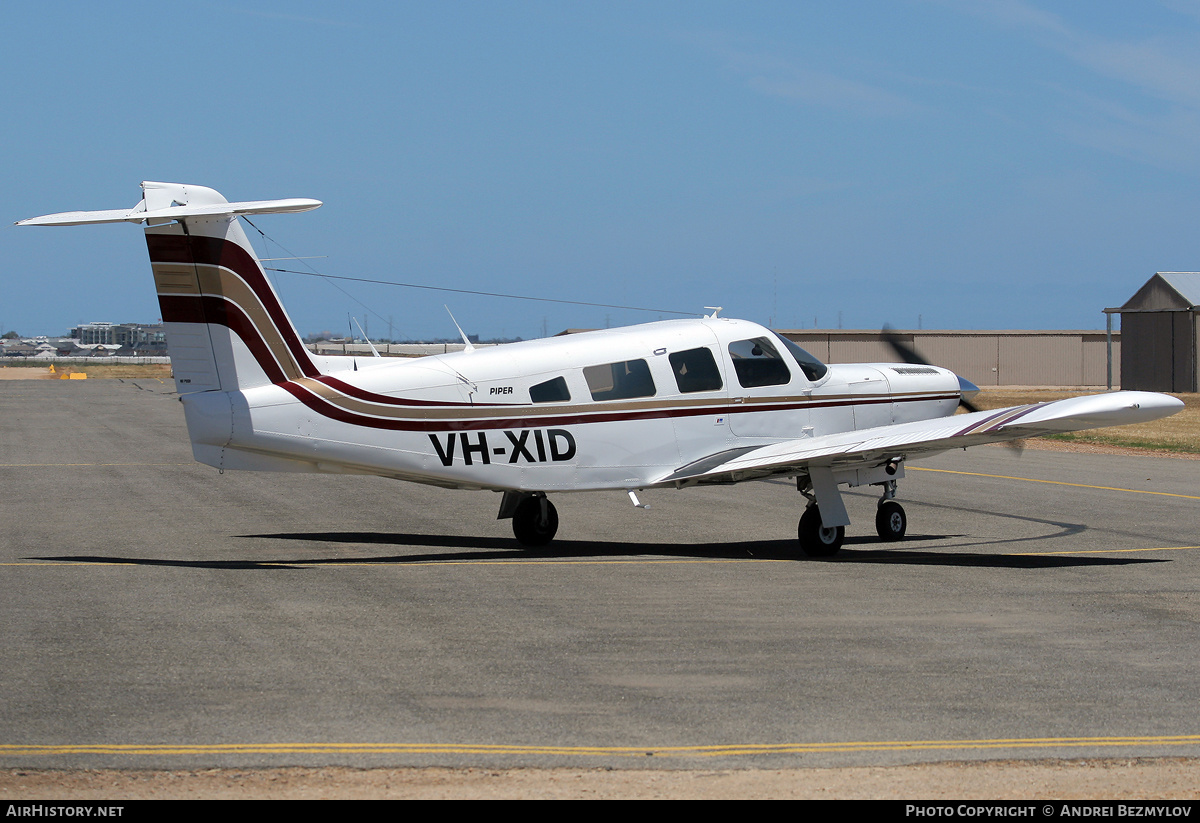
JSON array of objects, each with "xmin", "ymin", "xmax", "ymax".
[{"xmin": 18, "ymin": 182, "xmax": 1184, "ymax": 555}]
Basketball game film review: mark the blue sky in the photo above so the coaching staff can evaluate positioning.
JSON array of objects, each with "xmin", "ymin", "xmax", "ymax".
[{"xmin": 6, "ymin": 1, "xmax": 1200, "ymax": 340}]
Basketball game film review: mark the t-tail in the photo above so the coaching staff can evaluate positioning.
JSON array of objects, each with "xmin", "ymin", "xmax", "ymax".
[{"xmin": 18, "ymin": 181, "xmax": 323, "ymax": 395}]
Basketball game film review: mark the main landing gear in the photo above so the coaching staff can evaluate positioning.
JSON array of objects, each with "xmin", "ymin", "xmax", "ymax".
[
  {"xmin": 797, "ymin": 505, "xmax": 844, "ymax": 557},
  {"xmin": 797, "ymin": 477, "xmax": 907, "ymax": 557},
  {"xmin": 507, "ymin": 493, "xmax": 559, "ymax": 547}
]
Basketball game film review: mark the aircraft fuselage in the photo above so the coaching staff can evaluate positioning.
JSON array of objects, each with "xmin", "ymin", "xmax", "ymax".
[{"xmin": 181, "ymin": 316, "xmax": 963, "ymax": 492}]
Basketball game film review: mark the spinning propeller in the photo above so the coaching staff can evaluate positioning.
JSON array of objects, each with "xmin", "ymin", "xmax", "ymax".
[
  {"xmin": 881, "ymin": 327, "xmax": 1024, "ymax": 452},
  {"xmin": 881, "ymin": 326, "xmax": 981, "ymax": 413}
]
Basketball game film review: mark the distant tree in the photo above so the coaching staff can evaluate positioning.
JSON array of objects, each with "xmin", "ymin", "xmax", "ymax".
[{"xmin": 1, "ymin": 331, "xmax": 19, "ymax": 339}]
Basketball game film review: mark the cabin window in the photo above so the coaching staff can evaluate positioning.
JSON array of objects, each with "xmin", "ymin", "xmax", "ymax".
[
  {"xmin": 529, "ymin": 376, "xmax": 571, "ymax": 403},
  {"xmin": 773, "ymin": 333, "xmax": 828, "ymax": 381},
  {"xmin": 728, "ymin": 337, "xmax": 792, "ymax": 388},
  {"xmin": 583, "ymin": 359, "xmax": 656, "ymax": 401},
  {"xmin": 669, "ymin": 347, "xmax": 723, "ymax": 393}
]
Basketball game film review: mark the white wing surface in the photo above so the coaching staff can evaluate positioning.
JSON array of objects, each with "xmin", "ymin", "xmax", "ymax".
[{"xmin": 657, "ymin": 391, "xmax": 1183, "ymax": 486}]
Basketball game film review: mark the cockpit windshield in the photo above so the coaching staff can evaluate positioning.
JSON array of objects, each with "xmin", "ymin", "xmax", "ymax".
[{"xmin": 773, "ymin": 333, "xmax": 828, "ymax": 381}]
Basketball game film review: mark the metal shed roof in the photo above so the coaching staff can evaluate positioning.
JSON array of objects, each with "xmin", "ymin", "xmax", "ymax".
[
  {"xmin": 1107, "ymin": 272, "xmax": 1200, "ymax": 313},
  {"xmin": 1158, "ymin": 272, "xmax": 1200, "ymax": 306}
]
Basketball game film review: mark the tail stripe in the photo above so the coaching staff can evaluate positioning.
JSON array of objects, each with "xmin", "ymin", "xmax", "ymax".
[
  {"xmin": 157, "ymin": 294, "xmax": 289, "ymax": 384},
  {"xmin": 154, "ymin": 262, "xmax": 304, "ymax": 382},
  {"xmin": 147, "ymin": 234, "xmax": 320, "ymax": 379},
  {"xmin": 150, "ymin": 232, "xmax": 509, "ymax": 409}
]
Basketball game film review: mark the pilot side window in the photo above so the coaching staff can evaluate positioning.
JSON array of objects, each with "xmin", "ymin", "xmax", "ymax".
[
  {"xmin": 728, "ymin": 337, "xmax": 792, "ymax": 388},
  {"xmin": 529, "ymin": 376, "xmax": 571, "ymax": 403},
  {"xmin": 669, "ymin": 347, "xmax": 723, "ymax": 393},
  {"xmin": 583, "ymin": 359, "xmax": 656, "ymax": 401}
]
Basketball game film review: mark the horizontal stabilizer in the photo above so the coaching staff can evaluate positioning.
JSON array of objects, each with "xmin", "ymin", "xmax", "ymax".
[{"xmin": 17, "ymin": 197, "xmax": 321, "ymax": 227}]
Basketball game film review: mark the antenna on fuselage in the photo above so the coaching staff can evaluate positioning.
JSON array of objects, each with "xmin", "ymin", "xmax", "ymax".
[
  {"xmin": 445, "ymin": 305, "xmax": 476, "ymax": 353},
  {"xmin": 351, "ymin": 315, "xmax": 381, "ymax": 357},
  {"xmin": 704, "ymin": 306, "xmax": 723, "ymax": 318}
]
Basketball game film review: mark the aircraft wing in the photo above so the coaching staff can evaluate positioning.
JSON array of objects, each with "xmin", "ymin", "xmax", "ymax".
[{"xmin": 655, "ymin": 390, "xmax": 1183, "ymax": 486}]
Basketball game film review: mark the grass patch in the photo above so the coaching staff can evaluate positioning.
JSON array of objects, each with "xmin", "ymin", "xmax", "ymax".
[
  {"xmin": 1042, "ymin": 432, "xmax": 1200, "ymax": 454},
  {"xmin": 973, "ymin": 389, "xmax": 1200, "ymax": 455}
]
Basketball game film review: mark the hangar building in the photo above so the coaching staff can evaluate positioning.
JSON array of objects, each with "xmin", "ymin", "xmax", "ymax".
[
  {"xmin": 780, "ymin": 330, "xmax": 1114, "ymax": 388},
  {"xmin": 1105, "ymin": 272, "xmax": 1200, "ymax": 393}
]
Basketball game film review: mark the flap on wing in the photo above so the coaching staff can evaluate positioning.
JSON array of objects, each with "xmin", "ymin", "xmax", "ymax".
[{"xmin": 655, "ymin": 391, "xmax": 1183, "ymax": 485}]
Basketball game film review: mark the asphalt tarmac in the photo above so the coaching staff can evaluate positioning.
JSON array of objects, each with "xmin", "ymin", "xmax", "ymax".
[{"xmin": 2, "ymin": 378, "xmax": 1198, "ymax": 770}]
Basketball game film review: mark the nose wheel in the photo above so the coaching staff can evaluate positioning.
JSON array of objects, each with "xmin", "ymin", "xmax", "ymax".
[
  {"xmin": 875, "ymin": 500, "xmax": 907, "ymax": 541},
  {"xmin": 796, "ymin": 478, "xmax": 909, "ymax": 556}
]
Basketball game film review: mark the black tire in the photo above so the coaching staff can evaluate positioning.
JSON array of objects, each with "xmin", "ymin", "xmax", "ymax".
[
  {"xmin": 512, "ymin": 496, "xmax": 559, "ymax": 547},
  {"xmin": 797, "ymin": 505, "xmax": 844, "ymax": 557},
  {"xmin": 875, "ymin": 500, "xmax": 907, "ymax": 542}
]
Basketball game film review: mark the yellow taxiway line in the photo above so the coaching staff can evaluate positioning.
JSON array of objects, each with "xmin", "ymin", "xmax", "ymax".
[
  {"xmin": 1011, "ymin": 546, "xmax": 1200, "ymax": 556},
  {"xmin": 910, "ymin": 466, "xmax": 1200, "ymax": 500},
  {"xmin": 3, "ymin": 735, "xmax": 1200, "ymax": 759}
]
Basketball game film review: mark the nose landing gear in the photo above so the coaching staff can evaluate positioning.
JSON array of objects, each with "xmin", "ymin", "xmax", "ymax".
[
  {"xmin": 875, "ymin": 499, "xmax": 907, "ymax": 541},
  {"xmin": 796, "ymin": 474, "xmax": 908, "ymax": 557}
]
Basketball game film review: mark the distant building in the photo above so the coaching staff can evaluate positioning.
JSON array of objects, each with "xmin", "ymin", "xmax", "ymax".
[{"xmin": 70, "ymin": 322, "xmax": 167, "ymax": 354}]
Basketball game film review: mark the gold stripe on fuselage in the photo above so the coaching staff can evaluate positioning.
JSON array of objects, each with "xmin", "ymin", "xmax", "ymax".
[{"xmin": 295, "ymin": 377, "xmax": 954, "ymax": 424}]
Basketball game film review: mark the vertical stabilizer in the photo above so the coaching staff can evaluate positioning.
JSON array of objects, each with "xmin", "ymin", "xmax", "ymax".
[
  {"xmin": 143, "ymin": 184, "xmax": 321, "ymax": 394},
  {"xmin": 18, "ymin": 182, "xmax": 324, "ymax": 395}
]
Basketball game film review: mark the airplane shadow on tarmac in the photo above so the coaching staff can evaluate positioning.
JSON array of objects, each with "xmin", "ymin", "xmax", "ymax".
[
  {"xmin": 35, "ymin": 530, "xmax": 1165, "ymax": 571},
  {"xmin": 32, "ymin": 494, "xmax": 1170, "ymax": 570}
]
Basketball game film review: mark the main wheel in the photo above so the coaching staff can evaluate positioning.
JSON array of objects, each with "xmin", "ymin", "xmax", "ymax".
[
  {"xmin": 512, "ymin": 496, "xmax": 559, "ymax": 547},
  {"xmin": 875, "ymin": 500, "xmax": 907, "ymax": 542},
  {"xmin": 797, "ymin": 505, "xmax": 844, "ymax": 557}
]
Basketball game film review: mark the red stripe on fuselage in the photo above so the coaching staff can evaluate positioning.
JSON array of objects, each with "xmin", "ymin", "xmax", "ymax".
[
  {"xmin": 277, "ymin": 379, "xmax": 960, "ymax": 432},
  {"xmin": 146, "ymin": 233, "xmax": 963, "ymax": 433},
  {"xmin": 312, "ymin": 374, "xmax": 485, "ymax": 407}
]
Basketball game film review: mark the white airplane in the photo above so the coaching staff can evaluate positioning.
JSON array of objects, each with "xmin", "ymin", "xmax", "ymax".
[{"xmin": 18, "ymin": 182, "xmax": 1185, "ymax": 556}]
